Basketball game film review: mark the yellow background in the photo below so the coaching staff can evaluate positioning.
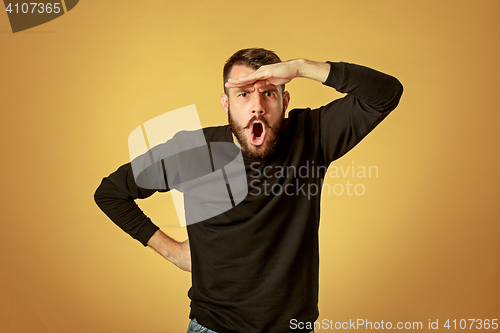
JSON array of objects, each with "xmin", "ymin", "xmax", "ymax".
[{"xmin": 1, "ymin": 0, "xmax": 499, "ymax": 331}]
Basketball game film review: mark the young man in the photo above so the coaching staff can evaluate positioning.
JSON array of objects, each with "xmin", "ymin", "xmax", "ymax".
[{"xmin": 94, "ymin": 48, "xmax": 403, "ymax": 333}]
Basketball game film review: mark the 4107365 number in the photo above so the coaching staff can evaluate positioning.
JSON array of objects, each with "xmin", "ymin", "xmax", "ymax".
[
  {"xmin": 444, "ymin": 319, "xmax": 498, "ymax": 330},
  {"xmin": 5, "ymin": 3, "xmax": 62, "ymax": 14}
]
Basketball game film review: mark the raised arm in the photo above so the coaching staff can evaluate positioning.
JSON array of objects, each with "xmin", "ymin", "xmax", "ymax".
[
  {"xmin": 226, "ymin": 58, "xmax": 403, "ymax": 164},
  {"xmin": 225, "ymin": 58, "xmax": 402, "ymax": 111},
  {"xmin": 225, "ymin": 59, "xmax": 330, "ymax": 88}
]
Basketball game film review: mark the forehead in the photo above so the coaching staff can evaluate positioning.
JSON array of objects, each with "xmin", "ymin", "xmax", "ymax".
[{"xmin": 228, "ymin": 64, "xmax": 257, "ymax": 79}]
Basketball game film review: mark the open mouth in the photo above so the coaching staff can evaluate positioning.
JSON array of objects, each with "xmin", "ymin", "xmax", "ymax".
[{"xmin": 250, "ymin": 121, "xmax": 266, "ymax": 146}]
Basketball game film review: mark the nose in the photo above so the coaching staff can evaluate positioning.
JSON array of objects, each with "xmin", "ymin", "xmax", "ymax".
[{"xmin": 251, "ymin": 92, "xmax": 265, "ymax": 115}]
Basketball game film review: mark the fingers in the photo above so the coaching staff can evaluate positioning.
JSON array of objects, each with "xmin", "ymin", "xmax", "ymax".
[
  {"xmin": 225, "ymin": 67, "xmax": 270, "ymax": 88},
  {"xmin": 225, "ymin": 75, "xmax": 267, "ymax": 88},
  {"xmin": 225, "ymin": 79, "xmax": 269, "ymax": 90},
  {"xmin": 224, "ymin": 80, "xmax": 246, "ymax": 89},
  {"xmin": 225, "ymin": 62, "xmax": 297, "ymax": 89}
]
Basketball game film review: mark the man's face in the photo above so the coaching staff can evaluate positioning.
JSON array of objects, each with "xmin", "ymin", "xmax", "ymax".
[{"xmin": 221, "ymin": 65, "xmax": 290, "ymax": 159}]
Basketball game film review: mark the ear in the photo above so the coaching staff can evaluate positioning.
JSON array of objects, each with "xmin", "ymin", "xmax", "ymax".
[
  {"xmin": 221, "ymin": 93, "xmax": 229, "ymax": 115},
  {"xmin": 282, "ymin": 91, "xmax": 290, "ymax": 113}
]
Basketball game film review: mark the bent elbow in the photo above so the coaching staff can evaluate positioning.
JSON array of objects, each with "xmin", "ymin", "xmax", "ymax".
[
  {"xmin": 383, "ymin": 77, "xmax": 404, "ymax": 112},
  {"xmin": 394, "ymin": 78, "xmax": 404, "ymax": 104},
  {"xmin": 94, "ymin": 178, "xmax": 113, "ymax": 209}
]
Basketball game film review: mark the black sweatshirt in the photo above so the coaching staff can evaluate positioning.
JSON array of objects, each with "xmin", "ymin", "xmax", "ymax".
[{"xmin": 94, "ymin": 62, "xmax": 403, "ymax": 333}]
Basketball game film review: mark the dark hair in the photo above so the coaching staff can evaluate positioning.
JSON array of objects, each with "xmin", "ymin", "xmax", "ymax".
[{"xmin": 223, "ymin": 48, "xmax": 284, "ymax": 95}]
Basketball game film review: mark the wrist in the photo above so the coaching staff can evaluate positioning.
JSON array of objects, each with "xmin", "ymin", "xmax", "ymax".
[
  {"xmin": 148, "ymin": 229, "xmax": 179, "ymax": 261},
  {"xmin": 161, "ymin": 238, "xmax": 181, "ymax": 262},
  {"xmin": 297, "ymin": 59, "xmax": 330, "ymax": 83},
  {"xmin": 295, "ymin": 59, "xmax": 308, "ymax": 78}
]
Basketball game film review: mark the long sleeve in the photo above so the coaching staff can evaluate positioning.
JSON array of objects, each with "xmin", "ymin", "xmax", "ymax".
[
  {"xmin": 94, "ymin": 162, "xmax": 161, "ymax": 246},
  {"xmin": 94, "ymin": 128, "xmax": 217, "ymax": 246},
  {"xmin": 318, "ymin": 61, "xmax": 403, "ymax": 164}
]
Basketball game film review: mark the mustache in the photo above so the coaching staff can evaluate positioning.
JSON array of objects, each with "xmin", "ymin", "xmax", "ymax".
[{"xmin": 243, "ymin": 115, "xmax": 273, "ymax": 130}]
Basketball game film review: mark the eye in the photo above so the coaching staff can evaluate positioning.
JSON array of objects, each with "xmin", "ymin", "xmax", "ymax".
[
  {"xmin": 265, "ymin": 91, "xmax": 275, "ymax": 97},
  {"xmin": 238, "ymin": 92, "xmax": 248, "ymax": 98}
]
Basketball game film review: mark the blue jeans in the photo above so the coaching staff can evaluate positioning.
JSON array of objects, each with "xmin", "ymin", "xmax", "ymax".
[{"xmin": 187, "ymin": 318, "xmax": 314, "ymax": 333}]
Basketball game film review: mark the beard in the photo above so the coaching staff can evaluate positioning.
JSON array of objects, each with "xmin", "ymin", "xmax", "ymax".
[{"xmin": 228, "ymin": 108, "xmax": 283, "ymax": 160}]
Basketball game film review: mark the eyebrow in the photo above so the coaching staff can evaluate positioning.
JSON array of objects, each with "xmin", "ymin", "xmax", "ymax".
[
  {"xmin": 233, "ymin": 86, "xmax": 279, "ymax": 94},
  {"xmin": 261, "ymin": 88, "xmax": 279, "ymax": 93},
  {"xmin": 235, "ymin": 88, "xmax": 254, "ymax": 93}
]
